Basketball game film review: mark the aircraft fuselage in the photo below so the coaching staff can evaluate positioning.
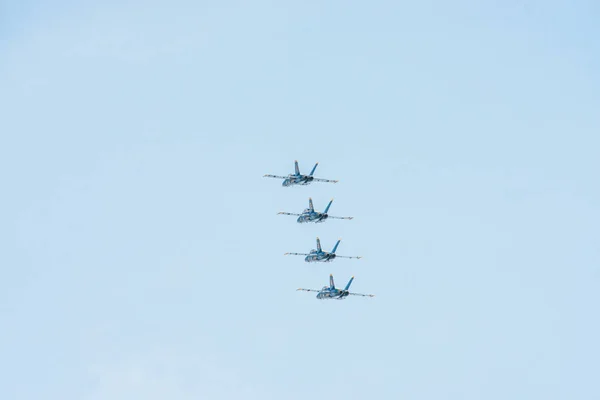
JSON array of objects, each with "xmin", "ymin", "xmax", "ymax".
[
  {"xmin": 316, "ymin": 288, "xmax": 349, "ymax": 300},
  {"xmin": 296, "ymin": 212, "xmax": 328, "ymax": 223},
  {"xmin": 282, "ymin": 174, "xmax": 314, "ymax": 187},
  {"xmin": 304, "ymin": 252, "xmax": 336, "ymax": 263}
]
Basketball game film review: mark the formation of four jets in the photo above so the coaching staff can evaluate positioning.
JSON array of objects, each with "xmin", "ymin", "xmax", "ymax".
[{"xmin": 264, "ymin": 160, "xmax": 375, "ymax": 300}]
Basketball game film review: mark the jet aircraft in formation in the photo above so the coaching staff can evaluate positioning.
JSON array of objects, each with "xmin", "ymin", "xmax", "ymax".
[
  {"xmin": 285, "ymin": 237, "xmax": 361, "ymax": 263},
  {"xmin": 278, "ymin": 198, "xmax": 353, "ymax": 223},
  {"xmin": 297, "ymin": 274, "xmax": 374, "ymax": 300},
  {"xmin": 266, "ymin": 160, "xmax": 373, "ymax": 301},
  {"xmin": 263, "ymin": 160, "xmax": 338, "ymax": 187}
]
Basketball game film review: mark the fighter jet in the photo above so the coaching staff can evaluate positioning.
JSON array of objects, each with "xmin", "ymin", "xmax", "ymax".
[
  {"xmin": 263, "ymin": 160, "xmax": 338, "ymax": 187},
  {"xmin": 278, "ymin": 198, "xmax": 353, "ymax": 223},
  {"xmin": 297, "ymin": 274, "xmax": 374, "ymax": 300},
  {"xmin": 285, "ymin": 237, "xmax": 361, "ymax": 263}
]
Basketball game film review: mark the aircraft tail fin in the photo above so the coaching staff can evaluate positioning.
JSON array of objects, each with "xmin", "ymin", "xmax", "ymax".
[
  {"xmin": 316, "ymin": 237, "xmax": 322, "ymax": 252},
  {"xmin": 308, "ymin": 198, "xmax": 314, "ymax": 211},
  {"xmin": 309, "ymin": 162, "xmax": 318, "ymax": 176},
  {"xmin": 331, "ymin": 239, "xmax": 341, "ymax": 254},
  {"xmin": 344, "ymin": 276, "xmax": 354, "ymax": 291},
  {"xmin": 323, "ymin": 198, "xmax": 333, "ymax": 214},
  {"xmin": 330, "ymin": 274, "xmax": 335, "ymax": 289},
  {"xmin": 294, "ymin": 160, "xmax": 300, "ymax": 175}
]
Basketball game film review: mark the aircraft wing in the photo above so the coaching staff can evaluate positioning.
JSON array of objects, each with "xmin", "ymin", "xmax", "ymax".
[
  {"xmin": 327, "ymin": 216, "xmax": 354, "ymax": 220},
  {"xmin": 278, "ymin": 212, "xmax": 302, "ymax": 216},
  {"xmin": 335, "ymin": 255, "xmax": 362, "ymax": 259},
  {"xmin": 348, "ymin": 292, "xmax": 375, "ymax": 297},
  {"xmin": 296, "ymin": 288, "xmax": 320, "ymax": 293},
  {"xmin": 263, "ymin": 174, "xmax": 287, "ymax": 179},
  {"xmin": 312, "ymin": 178, "xmax": 338, "ymax": 183},
  {"xmin": 284, "ymin": 252, "xmax": 310, "ymax": 256}
]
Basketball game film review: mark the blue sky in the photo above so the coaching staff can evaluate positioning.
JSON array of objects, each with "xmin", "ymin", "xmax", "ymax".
[{"xmin": 1, "ymin": 1, "xmax": 599, "ymax": 399}]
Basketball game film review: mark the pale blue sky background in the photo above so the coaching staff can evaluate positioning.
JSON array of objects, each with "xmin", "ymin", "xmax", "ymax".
[{"xmin": 1, "ymin": 1, "xmax": 599, "ymax": 399}]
